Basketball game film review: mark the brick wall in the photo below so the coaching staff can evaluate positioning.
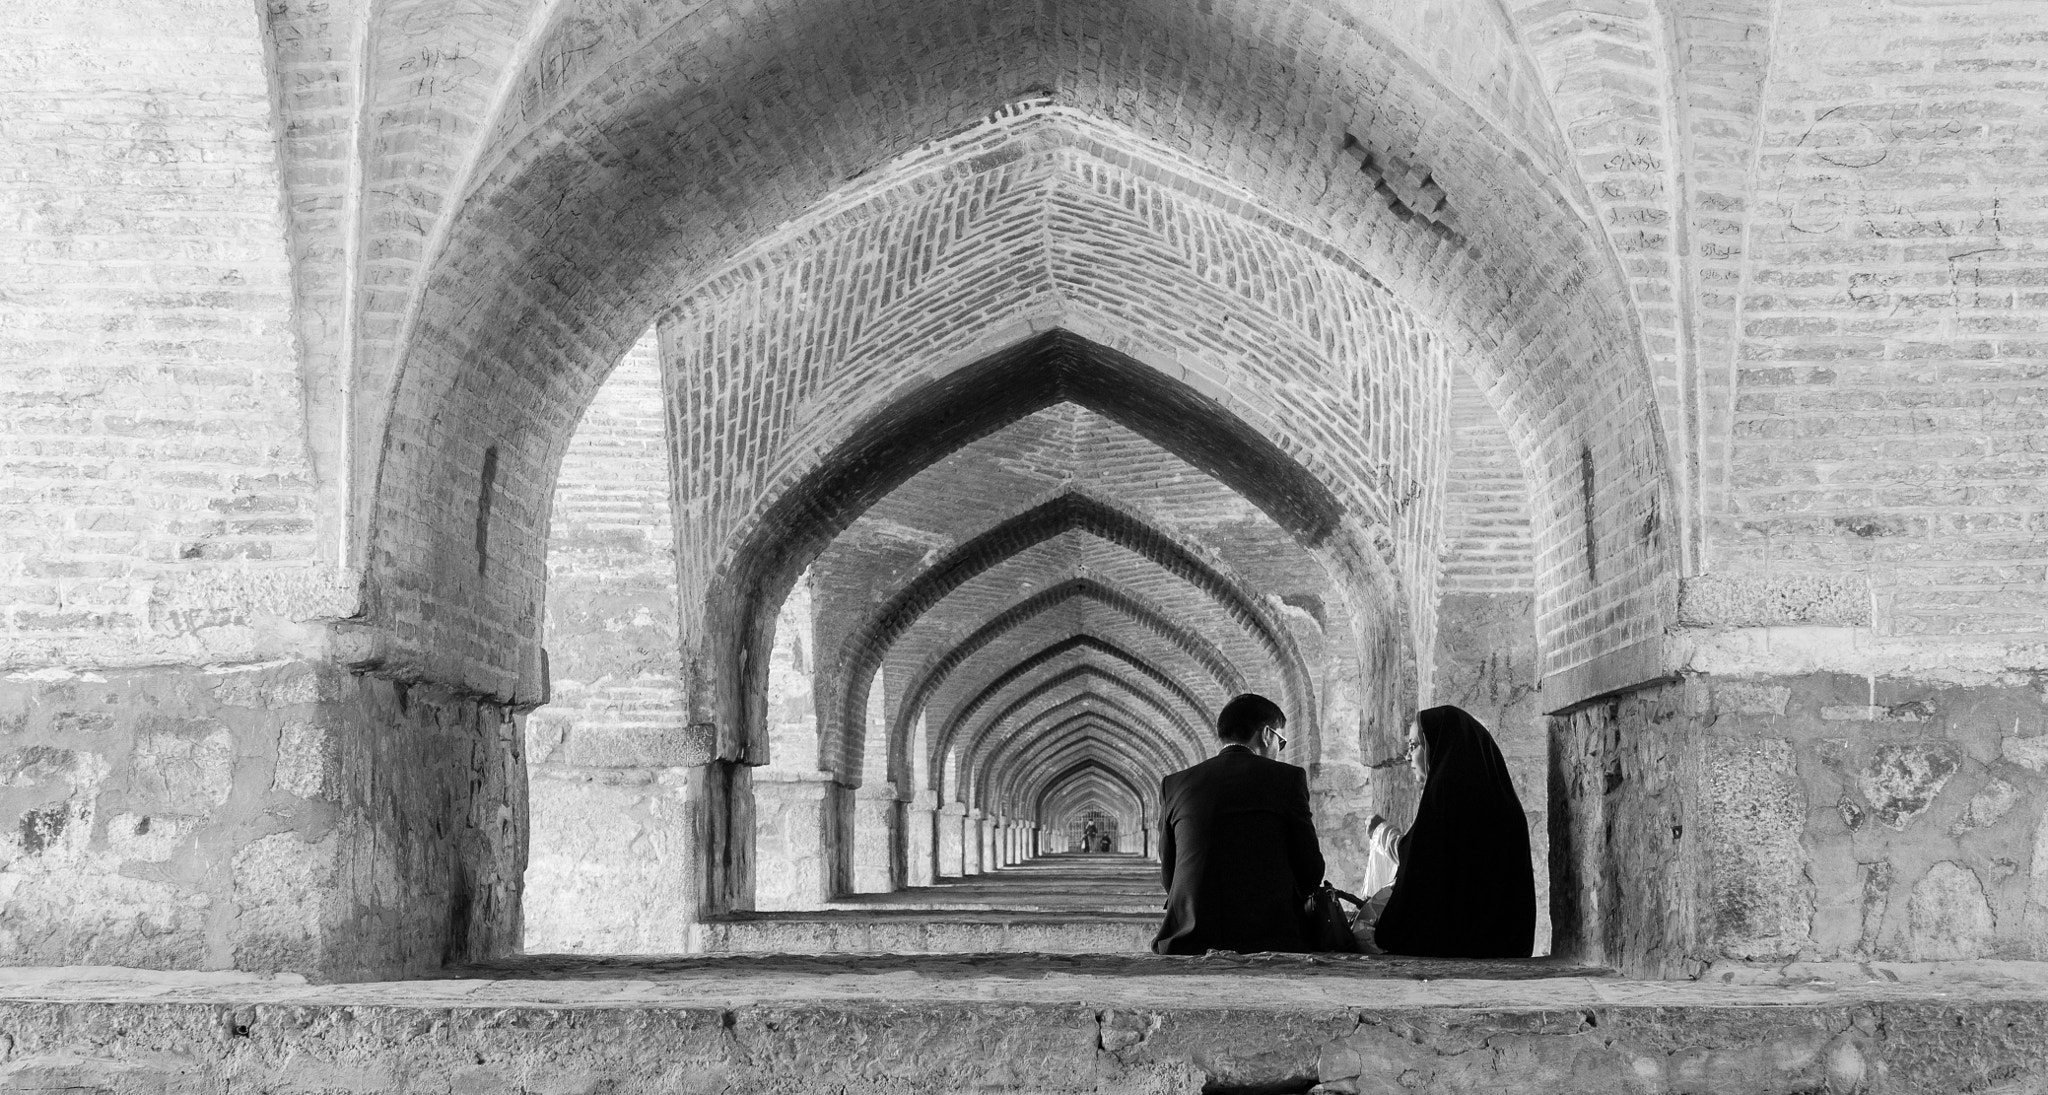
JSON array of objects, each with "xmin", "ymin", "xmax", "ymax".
[
  {"xmin": 526, "ymin": 330, "xmax": 680, "ymax": 768},
  {"xmin": 0, "ymin": 0, "xmax": 335, "ymax": 670},
  {"xmin": 1440, "ymin": 369, "xmax": 1536, "ymax": 596},
  {"xmin": 523, "ymin": 329, "xmax": 699, "ymax": 950},
  {"xmin": 1708, "ymin": 0, "xmax": 2048, "ymax": 640}
]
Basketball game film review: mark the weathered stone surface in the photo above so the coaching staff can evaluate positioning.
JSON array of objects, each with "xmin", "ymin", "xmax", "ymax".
[
  {"xmin": 1706, "ymin": 737, "xmax": 1813, "ymax": 959},
  {"xmin": 1953, "ymin": 779, "xmax": 2019, "ymax": 836},
  {"xmin": 1908, "ymin": 862, "xmax": 1996, "ymax": 961},
  {"xmin": 2, "ymin": 961, "xmax": 2047, "ymax": 1094},
  {"xmin": 523, "ymin": 768, "xmax": 697, "ymax": 954},
  {"xmin": 2003, "ymin": 735, "xmax": 2048, "ymax": 774},
  {"xmin": 0, "ymin": 666, "xmax": 524, "ymax": 978},
  {"xmin": 1679, "ymin": 573, "xmax": 1872, "ymax": 629},
  {"xmin": 1858, "ymin": 743, "xmax": 1963, "ymax": 831}
]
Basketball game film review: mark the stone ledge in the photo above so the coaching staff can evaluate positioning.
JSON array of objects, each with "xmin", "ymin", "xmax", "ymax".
[{"xmin": 2, "ymin": 961, "xmax": 2046, "ymax": 1093}]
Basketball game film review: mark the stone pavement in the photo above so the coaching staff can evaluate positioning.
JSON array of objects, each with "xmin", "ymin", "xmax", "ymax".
[
  {"xmin": 4, "ymin": 958, "xmax": 2047, "ymax": 1093},
  {"xmin": 706, "ymin": 852, "xmax": 1167, "ymax": 953}
]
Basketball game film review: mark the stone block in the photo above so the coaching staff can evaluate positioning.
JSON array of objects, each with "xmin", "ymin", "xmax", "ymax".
[
  {"xmin": 1678, "ymin": 572, "xmax": 1871, "ymax": 627},
  {"xmin": 1951, "ymin": 778, "xmax": 2018, "ymax": 835},
  {"xmin": 1856, "ymin": 743, "xmax": 1962, "ymax": 830},
  {"xmin": 2002, "ymin": 734, "xmax": 2048, "ymax": 773},
  {"xmin": 124, "ymin": 718, "xmax": 234, "ymax": 815},
  {"xmin": 1907, "ymin": 861, "xmax": 1995, "ymax": 961},
  {"xmin": 1705, "ymin": 738, "xmax": 1813, "ymax": 956},
  {"xmin": 230, "ymin": 831, "xmax": 337, "ymax": 972}
]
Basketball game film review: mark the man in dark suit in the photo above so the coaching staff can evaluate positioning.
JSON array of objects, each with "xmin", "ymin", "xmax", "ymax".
[{"xmin": 1152, "ymin": 693, "xmax": 1326, "ymax": 954}]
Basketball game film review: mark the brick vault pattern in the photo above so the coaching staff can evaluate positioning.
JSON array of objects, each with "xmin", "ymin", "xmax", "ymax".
[
  {"xmin": 362, "ymin": 9, "xmax": 1671, "ymax": 713},
  {"xmin": 824, "ymin": 495, "xmax": 1310, "ymax": 782},
  {"xmin": 664, "ymin": 118, "xmax": 1463, "ymax": 768},
  {"xmin": 1712, "ymin": 1, "xmax": 2048, "ymax": 639},
  {"xmin": 800, "ymin": 404, "xmax": 1351, "ymax": 802}
]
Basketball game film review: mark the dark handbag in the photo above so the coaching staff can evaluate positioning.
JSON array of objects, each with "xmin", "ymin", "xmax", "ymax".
[{"xmin": 1302, "ymin": 882, "xmax": 1367, "ymax": 952}]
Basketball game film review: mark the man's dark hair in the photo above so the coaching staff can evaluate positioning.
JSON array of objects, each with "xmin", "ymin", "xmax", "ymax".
[{"xmin": 1217, "ymin": 693, "xmax": 1285, "ymax": 743}]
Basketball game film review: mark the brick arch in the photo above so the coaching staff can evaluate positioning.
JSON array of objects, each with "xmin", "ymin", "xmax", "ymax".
[
  {"xmin": 948, "ymin": 672, "xmax": 1204, "ymax": 804},
  {"xmin": 957, "ymin": 671, "xmax": 1207, "ymax": 808},
  {"xmin": 982, "ymin": 711, "xmax": 1186, "ymax": 819},
  {"xmin": 930, "ymin": 634, "xmax": 1216, "ymax": 796},
  {"xmin": 1034, "ymin": 760, "xmax": 1153, "ymax": 827},
  {"xmin": 772, "ymin": 441, "xmax": 1320, "ymax": 781},
  {"xmin": 866, "ymin": 571, "xmax": 1245, "ymax": 778},
  {"xmin": 988, "ymin": 724, "xmax": 1180, "ymax": 826},
  {"xmin": 1026, "ymin": 758, "xmax": 1155, "ymax": 840},
  {"xmin": 366, "ymin": 13, "xmax": 1674, "ymax": 711}
]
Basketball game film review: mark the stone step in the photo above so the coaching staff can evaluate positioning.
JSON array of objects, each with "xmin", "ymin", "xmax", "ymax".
[
  {"xmin": 702, "ymin": 910, "xmax": 1160, "ymax": 954},
  {"xmin": 747, "ymin": 856, "xmax": 1170, "ymax": 948},
  {"xmin": 4, "ymin": 958, "xmax": 2044, "ymax": 1093}
]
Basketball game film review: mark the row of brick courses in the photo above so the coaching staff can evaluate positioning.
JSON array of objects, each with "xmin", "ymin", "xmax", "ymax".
[
  {"xmin": 369, "ymin": 0, "xmax": 1667, "ymax": 710},
  {"xmin": 1678, "ymin": 0, "xmax": 1776, "ymax": 548},
  {"xmin": 1505, "ymin": 0, "xmax": 1691, "ymax": 534},
  {"xmin": 1716, "ymin": 0, "xmax": 2048, "ymax": 638},
  {"xmin": 528, "ymin": 331, "xmax": 684, "ymax": 769},
  {"xmin": 1439, "ymin": 368, "xmax": 1536, "ymax": 594},
  {"xmin": 0, "ymin": 0, "xmax": 326, "ymax": 668}
]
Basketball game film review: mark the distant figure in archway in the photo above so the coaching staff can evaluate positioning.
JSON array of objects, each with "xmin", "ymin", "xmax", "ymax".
[
  {"xmin": 1152, "ymin": 693, "xmax": 1325, "ymax": 954},
  {"xmin": 1083, "ymin": 820, "xmax": 1098, "ymax": 853},
  {"xmin": 1372, "ymin": 705, "xmax": 1536, "ymax": 958}
]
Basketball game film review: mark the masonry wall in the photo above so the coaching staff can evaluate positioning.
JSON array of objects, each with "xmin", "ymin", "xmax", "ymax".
[
  {"xmin": 1, "ymin": 665, "xmax": 524, "ymax": 979},
  {"xmin": 1709, "ymin": 0, "xmax": 2048, "ymax": 639},
  {"xmin": 523, "ymin": 331, "xmax": 700, "ymax": 951},
  {"xmin": 1549, "ymin": 671, "xmax": 2048, "ymax": 976},
  {"xmin": 0, "ymin": 0, "xmax": 334, "ymax": 666}
]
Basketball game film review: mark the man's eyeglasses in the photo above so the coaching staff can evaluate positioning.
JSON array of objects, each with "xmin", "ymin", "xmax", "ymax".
[{"xmin": 1262, "ymin": 724, "xmax": 1288, "ymax": 752}]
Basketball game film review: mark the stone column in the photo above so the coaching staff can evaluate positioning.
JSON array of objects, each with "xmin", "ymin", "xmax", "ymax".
[
  {"xmin": 850, "ymin": 782, "xmax": 900, "ymax": 893},
  {"xmin": 905, "ymin": 792, "xmax": 938, "ymax": 887},
  {"xmin": 966, "ymin": 809, "xmax": 986, "ymax": 874},
  {"xmin": 751, "ymin": 772, "xmax": 837, "ymax": 910},
  {"xmin": 938, "ymin": 802, "xmax": 967, "ymax": 877}
]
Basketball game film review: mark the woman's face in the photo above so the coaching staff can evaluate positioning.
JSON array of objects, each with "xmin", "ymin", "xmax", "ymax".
[{"xmin": 1405, "ymin": 719, "xmax": 1429, "ymax": 783}]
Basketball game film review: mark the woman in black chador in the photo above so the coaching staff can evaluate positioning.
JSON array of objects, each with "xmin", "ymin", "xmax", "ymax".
[{"xmin": 1372, "ymin": 704, "xmax": 1536, "ymax": 958}]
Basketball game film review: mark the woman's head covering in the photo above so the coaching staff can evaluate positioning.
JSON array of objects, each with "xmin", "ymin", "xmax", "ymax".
[{"xmin": 1372, "ymin": 705, "xmax": 1536, "ymax": 958}]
